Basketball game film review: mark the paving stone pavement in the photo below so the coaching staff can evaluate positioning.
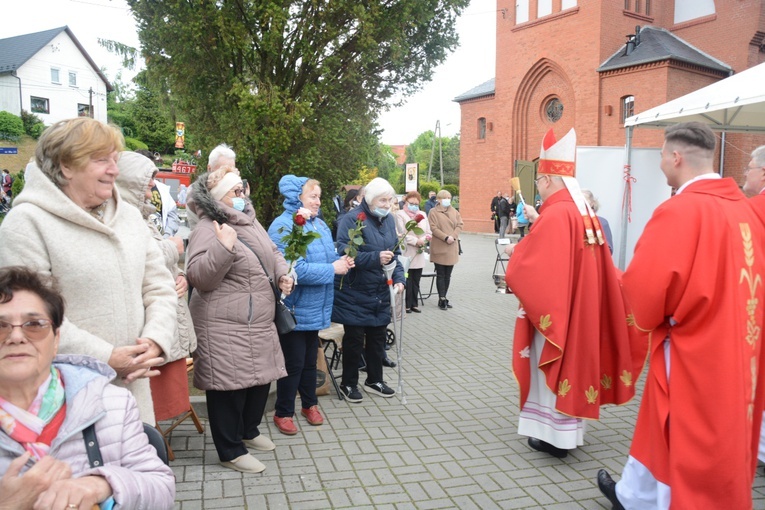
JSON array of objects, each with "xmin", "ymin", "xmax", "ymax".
[{"xmin": 165, "ymin": 232, "xmax": 765, "ymax": 509}]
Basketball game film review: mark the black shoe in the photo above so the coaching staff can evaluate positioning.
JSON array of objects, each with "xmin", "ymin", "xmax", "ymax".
[
  {"xmin": 410, "ymin": 307, "xmax": 421, "ymax": 313},
  {"xmin": 445, "ymin": 299, "xmax": 453, "ymax": 309},
  {"xmin": 382, "ymin": 356, "xmax": 397, "ymax": 368},
  {"xmin": 597, "ymin": 470, "xmax": 625, "ymax": 510},
  {"xmin": 363, "ymin": 381, "xmax": 395, "ymax": 398},
  {"xmin": 438, "ymin": 298, "xmax": 448, "ymax": 310},
  {"xmin": 340, "ymin": 385, "xmax": 363, "ymax": 403},
  {"xmin": 527, "ymin": 437, "xmax": 569, "ymax": 458},
  {"xmin": 406, "ymin": 308, "xmax": 412, "ymax": 313}
]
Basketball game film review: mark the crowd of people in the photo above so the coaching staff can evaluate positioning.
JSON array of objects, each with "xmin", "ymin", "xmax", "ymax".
[
  {"xmin": 2, "ymin": 115, "xmax": 764, "ymax": 509},
  {"xmin": 0, "ymin": 116, "xmax": 464, "ymax": 507}
]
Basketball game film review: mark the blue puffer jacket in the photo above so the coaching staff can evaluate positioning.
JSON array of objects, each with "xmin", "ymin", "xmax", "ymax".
[
  {"xmin": 268, "ymin": 175, "xmax": 338, "ymax": 331},
  {"xmin": 332, "ymin": 199, "xmax": 405, "ymax": 327}
]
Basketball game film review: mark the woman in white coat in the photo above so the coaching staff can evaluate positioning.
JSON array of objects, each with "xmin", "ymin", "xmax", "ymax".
[{"xmin": 0, "ymin": 118, "xmax": 177, "ymax": 423}]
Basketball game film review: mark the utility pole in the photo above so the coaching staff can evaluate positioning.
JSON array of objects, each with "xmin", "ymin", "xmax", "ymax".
[
  {"xmin": 89, "ymin": 87, "xmax": 94, "ymax": 118},
  {"xmin": 427, "ymin": 120, "xmax": 444, "ymax": 186}
]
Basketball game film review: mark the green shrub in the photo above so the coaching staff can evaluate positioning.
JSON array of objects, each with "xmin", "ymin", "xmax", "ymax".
[
  {"xmin": 443, "ymin": 184, "xmax": 459, "ymax": 198},
  {"xmin": 28, "ymin": 123, "xmax": 45, "ymax": 139},
  {"xmin": 124, "ymin": 137, "xmax": 149, "ymax": 151},
  {"xmin": 0, "ymin": 112, "xmax": 24, "ymax": 140},
  {"xmin": 20, "ymin": 110, "xmax": 45, "ymax": 139},
  {"xmin": 11, "ymin": 170, "xmax": 25, "ymax": 198},
  {"xmin": 419, "ymin": 181, "xmax": 441, "ymax": 198}
]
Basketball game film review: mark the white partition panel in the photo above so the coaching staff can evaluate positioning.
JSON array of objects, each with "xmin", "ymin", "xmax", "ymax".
[{"xmin": 575, "ymin": 146, "xmax": 668, "ymax": 268}]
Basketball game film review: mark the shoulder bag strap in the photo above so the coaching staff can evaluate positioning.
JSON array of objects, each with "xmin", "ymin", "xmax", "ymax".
[
  {"xmin": 82, "ymin": 423, "xmax": 104, "ymax": 468},
  {"xmin": 238, "ymin": 238, "xmax": 281, "ymax": 302}
]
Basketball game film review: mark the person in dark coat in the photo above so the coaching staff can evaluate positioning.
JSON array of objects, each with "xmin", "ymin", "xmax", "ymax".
[{"xmin": 332, "ymin": 178, "xmax": 405, "ymax": 403}]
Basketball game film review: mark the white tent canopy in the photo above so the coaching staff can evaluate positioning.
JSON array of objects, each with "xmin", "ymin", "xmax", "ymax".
[
  {"xmin": 624, "ymin": 62, "xmax": 765, "ymax": 133},
  {"xmin": 618, "ymin": 62, "xmax": 765, "ymax": 269}
]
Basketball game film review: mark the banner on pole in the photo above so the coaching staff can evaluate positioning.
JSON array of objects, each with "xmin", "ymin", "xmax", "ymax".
[
  {"xmin": 405, "ymin": 163, "xmax": 418, "ymax": 193},
  {"xmin": 175, "ymin": 122, "xmax": 185, "ymax": 149}
]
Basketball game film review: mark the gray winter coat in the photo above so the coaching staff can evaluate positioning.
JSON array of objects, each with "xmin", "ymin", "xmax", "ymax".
[
  {"xmin": 0, "ymin": 355, "xmax": 176, "ymax": 509},
  {"xmin": 186, "ymin": 173, "xmax": 288, "ymax": 391}
]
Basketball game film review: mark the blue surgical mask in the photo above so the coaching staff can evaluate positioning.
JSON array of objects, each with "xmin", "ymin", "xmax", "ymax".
[
  {"xmin": 407, "ymin": 204, "xmax": 419, "ymax": 212},
  {"xmin": 441, "ymin": 199, "xmax": 451, "ymax": 208},
  {"xmin": 231, "ymin": 197, "xmax": 246, "ymax": 211},
  {"xmin": 373, "ymin": 207, "xmax": 390, "ymax": 218}
]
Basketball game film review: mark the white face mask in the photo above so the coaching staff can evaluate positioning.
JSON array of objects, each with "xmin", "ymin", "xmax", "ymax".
[
  {"xmin": 441, "ymin": 199, "xmax": 451, "ymax": 208},
  {"xmin": 231, "ymin": 197, "xmax": 246, "ymax": 211}
]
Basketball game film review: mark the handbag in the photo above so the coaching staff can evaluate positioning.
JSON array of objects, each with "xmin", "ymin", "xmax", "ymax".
[{"xmin": 239, "ymin": 239, "xmax": 297, "ymax": 335}]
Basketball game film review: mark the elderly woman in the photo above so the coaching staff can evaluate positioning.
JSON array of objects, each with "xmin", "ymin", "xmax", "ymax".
[
  {"xmin": 0, "ymin": 266, "xmax": 175, "ymax": 510},
  {"xmin": 116, "ymin": 152, "xmax": 197, "ymax": 424},
  {"xmin": 0, "ymin": 118, "xmax": 177, "ymax": 424},
  {"xmin": 267, "ymin": 175, "xmax": 353, "ymax": 435},
  {"xmin": 427, "ymin": 189, "xmax": 463, "ymax": 310},
  {"xmin": 186, "ymin": 167, "xmax": 293, "ymax": 474},
  {"xmin": 332, "ymin": 178, "xmax": 405, "ymax": 403},
  {"xmin": 395, "ymin": 191, "xmax": 432, "ymax": 313}
]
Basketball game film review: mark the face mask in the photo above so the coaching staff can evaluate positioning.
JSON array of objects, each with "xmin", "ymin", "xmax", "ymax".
[
  {"xmin": 407, "ymin": 204, "xmax": 419, "ymax": 212},
  {"xmin": 441, "ymin": 199, "xmax": 451, "ymax": 208},
  {"xmin": 373, "ymin": 207, "xmax": 390, "ymax": 218},
  {"xmin": 351, "ymin": 200, "xmax": 359, "ymax": 207},
  {"xmin": 231, "ymin": 197, "xmax": 246, "ymax": 211}
]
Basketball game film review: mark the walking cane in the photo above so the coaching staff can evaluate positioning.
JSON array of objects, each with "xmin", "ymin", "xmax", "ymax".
[{"xmin": 383, "ymin": 255, "xmax": 411, "ymax": 404}]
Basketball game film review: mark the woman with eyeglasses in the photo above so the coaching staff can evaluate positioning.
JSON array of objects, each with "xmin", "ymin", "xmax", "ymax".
[
  {"xmin": 395, "ymin": 191, "xmax": 432, "ymax": 313},
  {"xmin": 185, "ymin": 166, "xmax": 294, "ymax": 474},
  {"xmin": 0, "ymin": 118, "xmax": 177, "ymax": 424},
  {"xmin": 0, "ymin": 266, "xmax": 175, "ymax": 510}
]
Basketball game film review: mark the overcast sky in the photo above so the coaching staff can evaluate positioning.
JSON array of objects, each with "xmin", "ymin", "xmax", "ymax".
[{"xmin": 7, "ymin": 0, "xmax": 496, "ymax": 146}]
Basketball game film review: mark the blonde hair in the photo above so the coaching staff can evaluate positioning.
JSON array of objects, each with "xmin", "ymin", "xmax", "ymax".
[
  {"xmin": 581, "ymin": 189, "xmax": 599, "ymax": 212},
  {"xmin": 206, "ymin": 165, "xmax": 239, "ymax": 189},
  {"xmin": 36, "ymin": 118, "xmax": 124, "ymax": 188},
  {"xmin": 302, "ymin": 179, "xmax": 321, "ymax": 194},
  {"xmin": 436, "ymin": 189, "xmax": 451, "ymax": 199}
]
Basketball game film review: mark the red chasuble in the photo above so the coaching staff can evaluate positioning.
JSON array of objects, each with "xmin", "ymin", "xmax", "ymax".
[
  {"xmin": 623, "ymin": 178, "xmax": 765, "ymax": 508},
  {"xmin": 506, "ymin": 189, "xmax": 647, "ymax": 420}
]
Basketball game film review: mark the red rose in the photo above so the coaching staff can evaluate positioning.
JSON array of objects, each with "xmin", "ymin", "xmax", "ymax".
[
  {"xmin": 357, "ymin": 212, "xmax": 367, "ymax": 221},
  {"xmin": 415, "ymin": 214, "xmax": 425, "ymax": 223},
  {"xmin": 294, "ymin": 214, "xmax": 306, "ymax": 226}
]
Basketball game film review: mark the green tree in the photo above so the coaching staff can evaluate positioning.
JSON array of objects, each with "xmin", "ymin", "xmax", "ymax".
[
  {"xmin": 128, "ymin": 0, "xmax": 469, "ymax": 223},
  {"xmin": 405, "ymin": 130, "xmax": 459, "ymax": 186}
]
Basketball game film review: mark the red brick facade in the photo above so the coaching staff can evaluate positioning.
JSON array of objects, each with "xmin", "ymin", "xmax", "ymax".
[{"xmin": 458, "ymin": 0, "xmax": 765, "ymax": 233}]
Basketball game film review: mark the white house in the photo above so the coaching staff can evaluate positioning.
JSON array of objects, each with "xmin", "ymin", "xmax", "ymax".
[{"xmin": 0, "ymin": 26, "xmax": 112, "ymax": 125}]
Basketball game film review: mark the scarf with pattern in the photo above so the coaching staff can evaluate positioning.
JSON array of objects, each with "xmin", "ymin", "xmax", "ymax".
[{"xmin": 0, "ymin": 366, "xmax": 66, "ymax": 459}]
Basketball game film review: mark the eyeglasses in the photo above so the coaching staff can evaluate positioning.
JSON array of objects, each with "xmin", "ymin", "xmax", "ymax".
[
  {"xmin": 745, "ymin": 166, "xmax": 764, "ymax": 174},
  {"xmin": 534, "ymin": 175, "xmax": 547, "ymax": 184},
  {"xmin": 231, "ymin": 188, "xmax": 244, "ymax": 196},
  {"xmin": 0, "ymin": 319, "xmax": 53, "ymax": 342}
]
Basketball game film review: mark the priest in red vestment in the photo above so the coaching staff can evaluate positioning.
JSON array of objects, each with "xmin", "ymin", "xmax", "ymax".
[
  {"xmin": 505, "ymin": 128, "xmax": 647, "ymax": 459},
  {"xmin": 743, "ymin": 144, "xmax": 765, "ymax": 467},
  {"xmin": 598, "ymin": 123, "xmax": 765, "ymax": 510}
]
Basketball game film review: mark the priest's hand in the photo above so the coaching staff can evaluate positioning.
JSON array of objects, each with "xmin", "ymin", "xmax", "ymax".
[{"xmin": 524, "ymin": 205, "xmax": 539, "ymax": 223}]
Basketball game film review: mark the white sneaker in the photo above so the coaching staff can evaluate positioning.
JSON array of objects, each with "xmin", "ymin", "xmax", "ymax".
[
  {"xmin": 220, "ymin": 453, "xmax": 266, "ymax": 473},
  {"xmin": 243, "ymin": 435, "xmax": 275, "ymax": 451}
]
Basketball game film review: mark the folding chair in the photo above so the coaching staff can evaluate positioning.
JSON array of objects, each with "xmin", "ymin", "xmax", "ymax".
[
  {"xmin": 418, "ymin": 271, "xmax": 437, "ymax": 305},
  {"xmin": 493, "ymin": 238, "xmax": 512, "ymax": 285},
  {"xmin": 319, "ymin": 323, "xmax": 345, "ymax": 400},
  {"xmin": 154, "ymin": 358, "xmax": 205, "ymax": 461}
]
